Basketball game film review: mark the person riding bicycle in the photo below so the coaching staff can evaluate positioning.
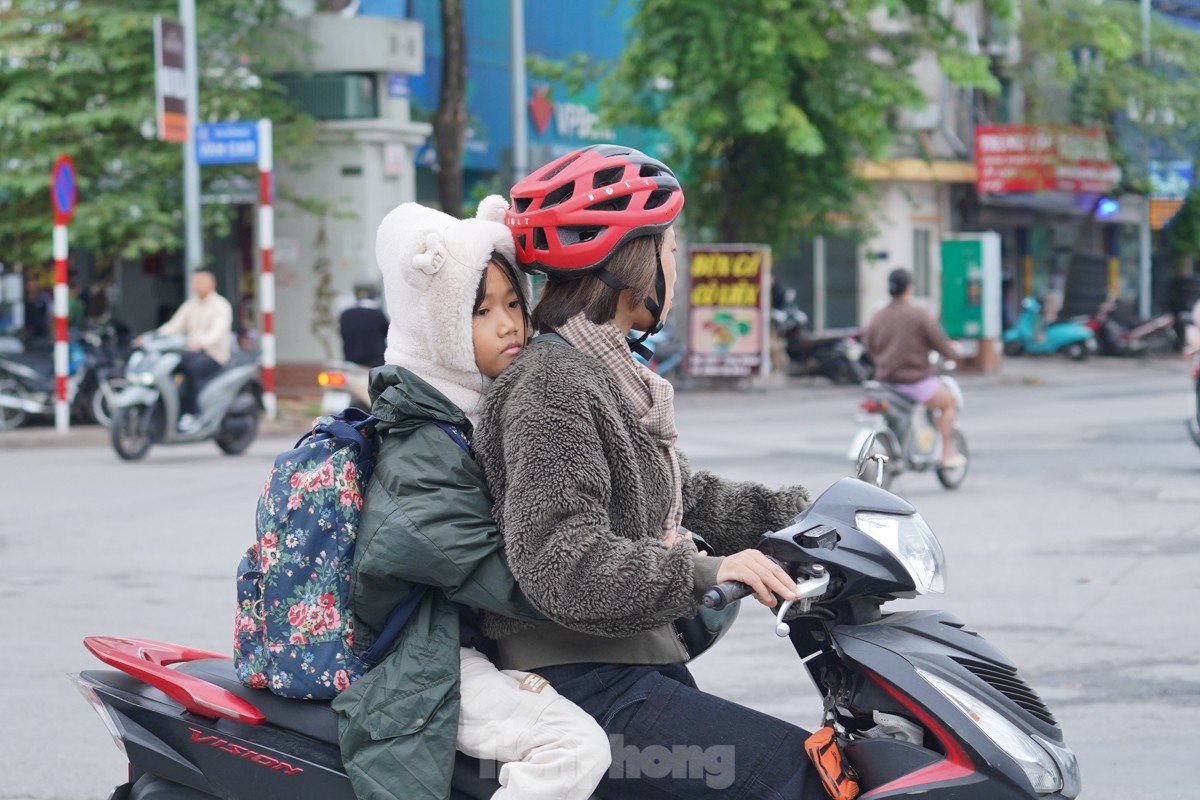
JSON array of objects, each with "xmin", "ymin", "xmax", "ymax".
[{"xmin": 864, "ymin": 268, "xmax": 964, "ymax": 468}]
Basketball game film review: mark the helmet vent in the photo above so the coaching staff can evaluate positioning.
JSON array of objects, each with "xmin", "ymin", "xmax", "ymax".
[
  {"xmin": 542, "ymin": 183, "xmax": 575, "ymax": 210},
  {"xmin": 558, "ymin": 226, "xmax": 603, "ymax": 245},
  {"xmin": 585, "ymin": 195, "xmax": 632, "ymax": 212},
  {"xmin": 592, "ymin": 166, "xmax": 625, "ymax": 189},
  {"xmin": 516, "ymin": 234, "xmax": 527, "ymax": 249},
  {"xmin": 540, "ymin": 155, "xmax": 580, "ymax": 182},
  {"xmin": 533, "ymin": 227, "xmax": 549, "ymax": 250},
  {"xmin": 644, "ymin": 189, "xmax": 673, "ymax": 210},
  {"xmin": 513, "ymin": 197, "xmax": 533, "ymax": 213},
  {"xmin": 639, "ymin": 164, "xmax": 664, "ymax": 178}
]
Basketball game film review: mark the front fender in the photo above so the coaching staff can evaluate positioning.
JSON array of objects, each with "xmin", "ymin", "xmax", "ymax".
[{"xmin": 113, "ymin": 385, "xmax": 159, "ymax": 408}]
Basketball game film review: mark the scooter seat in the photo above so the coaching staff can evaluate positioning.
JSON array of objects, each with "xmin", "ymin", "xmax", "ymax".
[{"xmin": 176, "ymin": 658, "xmax": 340, "ymax": 746}]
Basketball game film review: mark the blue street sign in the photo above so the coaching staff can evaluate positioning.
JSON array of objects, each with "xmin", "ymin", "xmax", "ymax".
[
  {"xmin": 195, "ymin": 122, "xmax": 259, "ymax": 166},
  {"xmin": 1150, "ymin": 159, "xmax": 1193, "ymax": 199},
  {"xmin": 51, "ymin": 155, "xmax": 77, "ymax": 223},
  {"xmin": 386, "ymin": 72, "xmax": 410, "ymax": 99}
]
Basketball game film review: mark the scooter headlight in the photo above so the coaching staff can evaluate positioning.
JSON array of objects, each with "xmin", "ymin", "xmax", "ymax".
[
  {"xmin": 918, "ymin": 669, "xmax": 1075, "ymax": 796},
  {"xmin": 855, "ymin": 512, "xmax": 946, "ymax": 594}
]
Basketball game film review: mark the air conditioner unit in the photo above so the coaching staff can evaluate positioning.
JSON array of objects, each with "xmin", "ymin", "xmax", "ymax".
[{"xmin": 277, "ymin": 73, "xmax": 378, "ymax": 121}]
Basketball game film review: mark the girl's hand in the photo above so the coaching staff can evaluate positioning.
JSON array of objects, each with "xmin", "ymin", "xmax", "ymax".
[{"xmin": 715, "ymin": 550, "xmax": 799, "ymax": 608}]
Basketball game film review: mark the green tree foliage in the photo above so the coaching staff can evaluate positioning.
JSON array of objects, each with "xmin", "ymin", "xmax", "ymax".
[
  {"xmin": 607, "ymin": 0, "xmax": 1008, "ymax": 245},
  {"xmin": 1015, "ymin": 0, "xmax": 1200, "ymax": 192},
  {"xmin": 0, "ymin": 0, "xmax": 313, "ymax": 275}
]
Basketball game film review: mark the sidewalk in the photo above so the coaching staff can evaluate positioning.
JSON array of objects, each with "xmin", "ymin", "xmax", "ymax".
[{"xmin": 0, "ymin": 400, "xmax": 318, "ymax": 451}]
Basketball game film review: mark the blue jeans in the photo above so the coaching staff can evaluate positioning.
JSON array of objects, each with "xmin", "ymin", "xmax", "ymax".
[{"xmin": 535, "ymin": 662, "xmax": 823, "ymax": 799}]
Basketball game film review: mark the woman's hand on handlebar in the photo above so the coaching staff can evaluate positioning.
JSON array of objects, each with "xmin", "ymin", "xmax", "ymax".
[{"xmin": 715, "ymin": 550, "xmax": 799, "ymax": 608}]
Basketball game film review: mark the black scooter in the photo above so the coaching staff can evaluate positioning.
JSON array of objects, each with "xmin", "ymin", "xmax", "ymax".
[
  {"xmin": 0, "ymin": 326, "xmax": 127, "ymax": 428},
  {"xmin": 73, "ymin": 444, "xmax": 1080, "ymax": 799},
  {"xmin": 772, "ymin": 292, "xmax": 871, "ymax": 384}
]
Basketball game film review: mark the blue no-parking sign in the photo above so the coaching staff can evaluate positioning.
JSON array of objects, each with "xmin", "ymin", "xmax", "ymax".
[
  {"xmin": 51, "ymin": 155, "xmax": 77, "ymax": 224},
  {"xmin": 195, "ymin": 122, "xmax": 259, "ymax": 166}
]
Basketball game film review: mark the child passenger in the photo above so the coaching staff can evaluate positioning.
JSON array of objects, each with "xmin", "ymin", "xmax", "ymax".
[{"xmin": 331, "ymin": 198, "xmax": 610, "ymax": 800}]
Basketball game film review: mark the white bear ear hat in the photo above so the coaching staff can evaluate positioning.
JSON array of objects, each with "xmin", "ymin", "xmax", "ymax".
[{"xmin": 375, "ymin": 195, "xmax": 527, "ymax": 423}]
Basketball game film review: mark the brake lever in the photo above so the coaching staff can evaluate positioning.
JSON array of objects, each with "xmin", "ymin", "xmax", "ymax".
[{"xmin": 775, "ymin": 565, "xmax": 830, "ymax": 637}]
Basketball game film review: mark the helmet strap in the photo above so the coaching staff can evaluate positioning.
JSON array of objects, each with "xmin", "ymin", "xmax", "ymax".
[
  {"xmin": 627, "ymin": 235, "xmax": 667, "ymax": 357},
  {"xmin": 593, "ymin": 267, "xmax": 627, "ymax": 291}
]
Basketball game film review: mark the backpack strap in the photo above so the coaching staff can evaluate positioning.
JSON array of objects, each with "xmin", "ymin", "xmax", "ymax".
[
  {"xmin": 306, "ymin": 408, "xmax": 379, "ymax": 484},
  {"xmin": 357, "ymin": 417, "xmax": 474, "ymax": 666},
  {"xmin": 429, "ymin": 419, "xmax": 473, "ymax": 459},
  {"xmin": 360, "ymin": 583, "xmax": 431, "ymax": 668}
]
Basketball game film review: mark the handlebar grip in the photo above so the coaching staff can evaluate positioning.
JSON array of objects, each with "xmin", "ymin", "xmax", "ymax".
[
  {"xmin": 702, "ymin": 581, "xmax": 752, "ymax": 611},
  {"xmin": 700, "ymin": 554, "xmax": 790, "ymax": 610}
]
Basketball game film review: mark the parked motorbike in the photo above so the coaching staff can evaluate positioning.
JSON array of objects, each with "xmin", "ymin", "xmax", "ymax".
[
  {"xmin": 72, "ymin": 447, "xmax": 1080, "ymax": 799},
  {"xmin": 317, "ymin": 361, "xmax": 372, "ymax": 415},
  {"xmin": 848, "ymin": 364, "xmax": 969, "ymax": 490},
  {"xmin": 1085, "ymin": 297, "xmax": 1177, "ymax": 357},
  {"xmin": 0, "ymin": 326, "xmax": 127, "ymax": 430},
  {"xmin": 773, "ymin": 291, "xmax": 871, "ymax": 384},
  {"xmin": 109, "ymin": 334, "xmax": 262, "ymax": 461},
  {"xmin": 1003, "ymin": 297, "xmax": 1096, "ymax": 360}
]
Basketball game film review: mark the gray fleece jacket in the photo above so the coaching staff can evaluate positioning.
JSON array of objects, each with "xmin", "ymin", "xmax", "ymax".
[{"xmin": 474, "ymin": 338, "xmax": 810, "ymax": 670}]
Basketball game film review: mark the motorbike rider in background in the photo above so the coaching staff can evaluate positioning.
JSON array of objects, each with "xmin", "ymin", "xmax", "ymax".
[
  {"xmin": 339, "ymin": 283, "xmax": 389, "ymax": 369},
  {"xmin": 864, "ymin": 268, "xmax": 964, "ymax": 468},
  {"xmin": 136, "ymin": 270, "xmax": 232, "ymax": 433}
]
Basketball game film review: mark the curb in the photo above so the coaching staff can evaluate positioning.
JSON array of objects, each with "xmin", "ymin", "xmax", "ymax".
[{"xmin": 0, "ymin": 414, "xmax": 313, "ymax": 451}]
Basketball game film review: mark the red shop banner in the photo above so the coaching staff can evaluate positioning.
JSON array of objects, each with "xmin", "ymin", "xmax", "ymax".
[{"xmin": 975, "ymin": 125, "xmax": 1121, "ymax": 194}]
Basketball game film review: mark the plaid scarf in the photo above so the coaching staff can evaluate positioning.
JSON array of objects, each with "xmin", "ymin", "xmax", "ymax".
[{"xmin": 556, "ymin": 313, "xmax": 683, "ymax": 536}]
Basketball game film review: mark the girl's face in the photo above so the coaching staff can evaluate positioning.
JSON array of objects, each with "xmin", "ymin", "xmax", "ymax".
[
  {"xmin": 472, "ymin": 262, "xmax": 527, "ymax": 379},
  {"xmin": 629, "ymin": 226, "xmax": 678, "ymax": 330}
]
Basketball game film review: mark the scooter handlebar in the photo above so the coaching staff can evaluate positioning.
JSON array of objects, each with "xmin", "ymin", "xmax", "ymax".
[{"xmin": 702, "ymin": 581, "xmax": 752, "ymax": 610}]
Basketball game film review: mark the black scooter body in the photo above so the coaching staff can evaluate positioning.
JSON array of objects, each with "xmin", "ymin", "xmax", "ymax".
[
  {"xmin": 79, "ymin": 661, "xmax": 503, "ymax": 800},
  {"xmin": 77, "ymin": 478, "xmax": 1078, "ymax": 800}
]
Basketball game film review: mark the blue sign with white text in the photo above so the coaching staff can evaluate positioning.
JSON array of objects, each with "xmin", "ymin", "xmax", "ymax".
[{"xmin": 195, "ymin": 122, "xmax": 259, "ymax": 166}]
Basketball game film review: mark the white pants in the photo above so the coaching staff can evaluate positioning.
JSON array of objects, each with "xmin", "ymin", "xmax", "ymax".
[{"xmin": 456, "ymin": 647, "xmax": 611, "ymax": 800}]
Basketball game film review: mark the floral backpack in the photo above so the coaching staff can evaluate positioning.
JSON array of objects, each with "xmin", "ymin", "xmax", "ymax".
[{"xmin": 233, "ymin": 408, "xmax": 470, "ymax": 699}]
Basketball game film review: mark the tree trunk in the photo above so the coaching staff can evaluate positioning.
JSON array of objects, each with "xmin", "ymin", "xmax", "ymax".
[{"xmin": 434, "ymin": 0, "xmax": 467, "ymax": 217}]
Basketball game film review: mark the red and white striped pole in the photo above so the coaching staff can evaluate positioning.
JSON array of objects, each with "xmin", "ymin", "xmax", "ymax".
[
  {"xmin": 50, "ymin": 155, "xmax": 77, "ymax": 434},
  {"xmin": 53, "ymin": 222, "xmax": 69, "ymax": 433},
  {"xmin": 257, "ymin": 118, "xmax": 276, "ymax": 420}
]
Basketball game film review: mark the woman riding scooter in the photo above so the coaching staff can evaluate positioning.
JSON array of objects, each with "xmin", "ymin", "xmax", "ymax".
[{"xmin": 473, "ymin": 144, "xmax": 829, "ymax": 798}]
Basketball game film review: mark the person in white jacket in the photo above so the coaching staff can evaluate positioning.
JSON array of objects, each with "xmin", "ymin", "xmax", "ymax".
[{"xmin": 144, "ymin": 270, "xmax": 233, "ymax": 431}]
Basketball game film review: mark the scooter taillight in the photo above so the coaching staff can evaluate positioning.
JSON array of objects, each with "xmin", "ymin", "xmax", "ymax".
[
  {"xmin": 860, "ymin": 399, "xmax": 889, "ymax": 414},
  {"xmin": 318, "ymin": 371, "xmax": 347, "ymax": 388}
]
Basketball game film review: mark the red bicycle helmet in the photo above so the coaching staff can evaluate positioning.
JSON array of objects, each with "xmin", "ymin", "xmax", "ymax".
[{"xmin": 506, "ymin": 144, "xmax": 684, "ymax": 276}]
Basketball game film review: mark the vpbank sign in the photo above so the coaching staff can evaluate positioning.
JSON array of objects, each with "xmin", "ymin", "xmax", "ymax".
[
  {"xmin": 195, "ymin": 122, "xmax": 259, "ymax": 166},
  {"xmin": 528, "ymin": 85, "xmax": 615, "ymax": 142}
]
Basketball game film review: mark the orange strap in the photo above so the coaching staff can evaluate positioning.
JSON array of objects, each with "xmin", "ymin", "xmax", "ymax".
[{"xmin": 804, "ymin": 726, "xmax": 861, "ymax": 800}]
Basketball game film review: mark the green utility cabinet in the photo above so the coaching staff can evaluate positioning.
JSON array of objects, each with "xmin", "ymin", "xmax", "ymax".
[{"xmin": 940, "ymin": 233, "xmax": 1002, "ymax": 339}]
